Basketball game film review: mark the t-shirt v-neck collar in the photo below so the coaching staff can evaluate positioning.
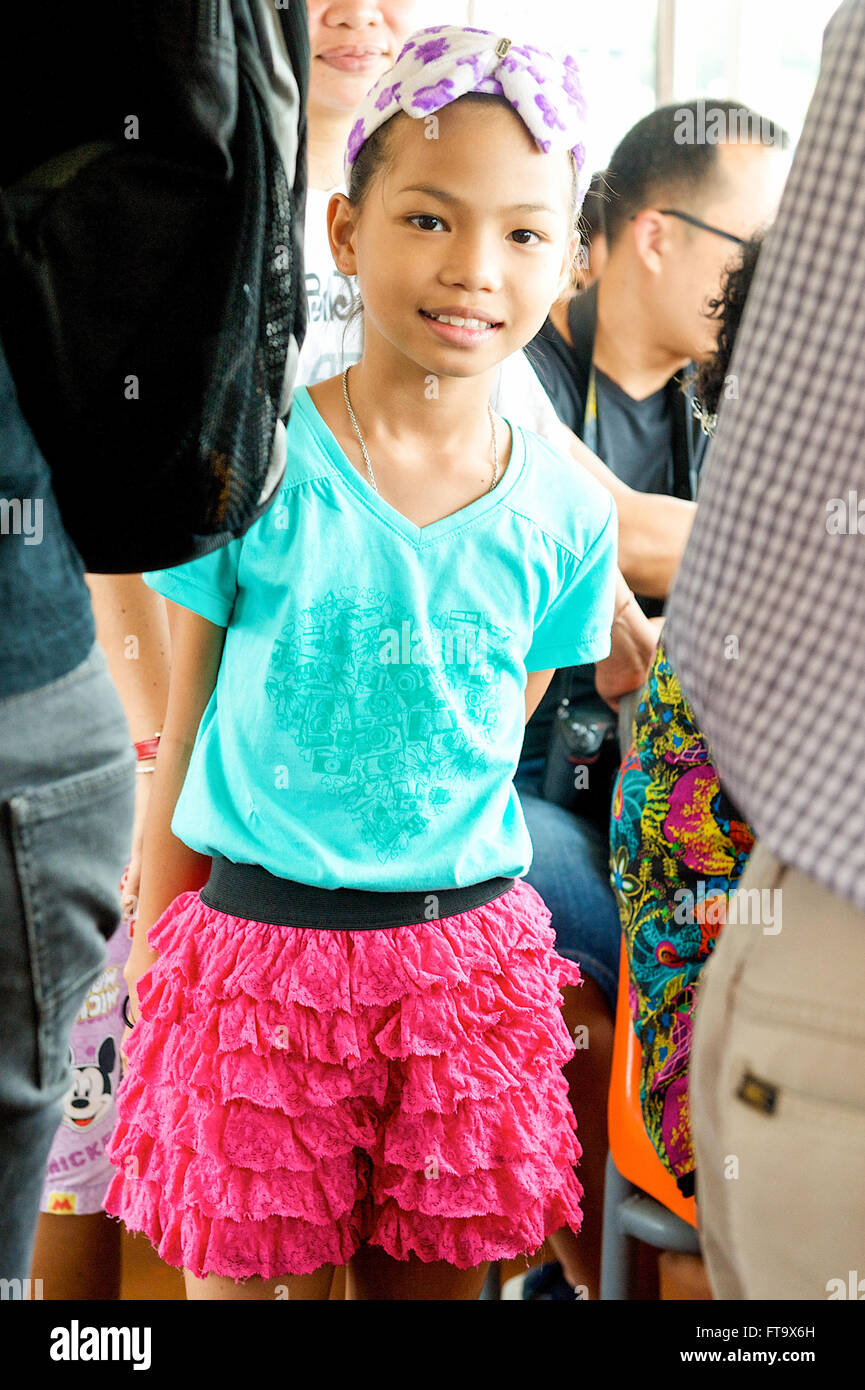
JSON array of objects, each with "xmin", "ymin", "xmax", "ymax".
[
  {"xmin": 594, "ymin": 364, "xmax": 668, "ymax": 411},
  {"xmin": 296, "ymin": 386, "xmax": 526, "ymax": 548}
]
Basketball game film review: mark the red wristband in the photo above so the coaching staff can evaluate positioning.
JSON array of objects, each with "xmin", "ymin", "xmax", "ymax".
[{"xmin": 134, "ymin": 734, "xmax": 161, "ymax": 762}]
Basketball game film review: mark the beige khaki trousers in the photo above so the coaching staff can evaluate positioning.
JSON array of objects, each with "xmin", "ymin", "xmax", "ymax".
[{"xmin": 690, "ymin": 839, "xmax": 865, "ymax": 1300}]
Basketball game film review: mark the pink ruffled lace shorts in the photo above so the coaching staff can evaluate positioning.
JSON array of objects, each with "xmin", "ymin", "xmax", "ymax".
[{"xmin": 104, "ymin": 877, "xmax": 584, "ymax": 1280}]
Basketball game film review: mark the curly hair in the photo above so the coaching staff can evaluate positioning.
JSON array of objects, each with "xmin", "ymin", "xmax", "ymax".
[{"xmin": 688, "ymin": 233, "xmax": 764, "ymax": 433}]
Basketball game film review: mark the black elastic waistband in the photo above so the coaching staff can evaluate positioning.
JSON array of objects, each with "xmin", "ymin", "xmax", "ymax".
[{"xmin": 199, "ymin": 856, "xmax": 516, "ymax": 930}]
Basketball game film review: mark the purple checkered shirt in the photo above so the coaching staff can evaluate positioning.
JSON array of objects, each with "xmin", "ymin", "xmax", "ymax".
[{"xmin": 663, "ymin": 0, "xmax": 865, "ymax": 913}]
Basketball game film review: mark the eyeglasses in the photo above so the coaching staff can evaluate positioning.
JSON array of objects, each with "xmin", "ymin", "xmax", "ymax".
[{"xmin": 631, "ymin": 209, "xmax": 747, "ymax": 246}]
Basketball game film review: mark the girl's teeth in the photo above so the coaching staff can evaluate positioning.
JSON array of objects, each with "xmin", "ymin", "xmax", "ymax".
[{"xmin": 428, "ymin": 313, "xmax": 493, "ymax": 329}]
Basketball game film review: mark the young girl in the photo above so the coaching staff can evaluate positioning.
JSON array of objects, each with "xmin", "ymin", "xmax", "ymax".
[
  {"xmin": 298, "ymin": 3, "xmax": 662, "ymax": 1303},
  {"xmin": 105, "ymin": 25, "xmax": 619, "ymax": 1301}
]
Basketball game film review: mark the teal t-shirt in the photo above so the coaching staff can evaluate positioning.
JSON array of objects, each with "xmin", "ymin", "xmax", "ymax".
[{"xmin": 143, "ymin": 386, "xmax": 617, "ymax": 890}]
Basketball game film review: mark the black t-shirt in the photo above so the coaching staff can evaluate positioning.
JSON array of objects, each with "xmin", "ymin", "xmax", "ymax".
[
  {"xmin": 594, "ymin": 368, "xmax": 672, "ymax": 494},
  {"xmin": 0, "ymin": 339, "xmax": 94, "ymax": 700},
  {"xmin": 519, "ymin": 296, "xmax": 707, "ymax": 765}
]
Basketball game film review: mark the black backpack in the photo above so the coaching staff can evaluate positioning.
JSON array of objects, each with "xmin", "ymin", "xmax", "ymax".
[{"xmin": 0, "ymin": 1, "xmax": 308, "ymax": 573}]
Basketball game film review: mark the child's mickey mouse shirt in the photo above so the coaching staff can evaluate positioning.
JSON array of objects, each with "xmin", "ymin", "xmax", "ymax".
[{"xmin": 143, "ymin": 386, "xmax": 617, "ymax": 891}]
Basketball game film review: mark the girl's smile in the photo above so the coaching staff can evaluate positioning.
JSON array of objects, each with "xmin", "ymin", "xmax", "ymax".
[{"xmin": 419, "ymin": 306, "xmax": 503, "ymax": 346}]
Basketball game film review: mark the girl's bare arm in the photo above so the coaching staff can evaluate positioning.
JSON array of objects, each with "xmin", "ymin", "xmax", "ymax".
[
  {"xmin": 595, "ymin": 570, "xmax": 662, "ymax": 710},
  {"xmin": 84, "ymin": 573, "xmax": 171, "ymax": 742},
  {"xmin": 526, "ymin": 669, "xmax": 555, "ymax": 723},
  {"xmin": 84, "ymin": 573, "xmax": 171, "ymax": 912},
  {"xmin": 125, "ymin": 600, "xmax": 229, "ymax": 1018}
]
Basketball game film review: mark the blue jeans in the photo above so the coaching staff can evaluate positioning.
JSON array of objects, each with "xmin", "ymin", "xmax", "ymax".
[
  {"xmin": 0, "ymin": 642, "xmax": 135, "ymax": 1280},
  {"xmin": 513, "ymin": 755, "xmax": 620, "ymax": 1011}
]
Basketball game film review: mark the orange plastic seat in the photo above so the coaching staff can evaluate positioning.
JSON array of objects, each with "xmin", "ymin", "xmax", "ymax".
[{"xmin": 607, "ymin": 936, "xmax": 697, "ymax": 1228}]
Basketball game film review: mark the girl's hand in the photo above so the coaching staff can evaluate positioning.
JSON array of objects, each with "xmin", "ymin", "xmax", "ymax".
[
  {"xmin": 121, "ymin": 771, "xmax": 153, "ymax": 918},
  {"xmin": 121, "ymin": 937, "xmax": 160, "ymax": 1064},
  {"xmin": 596, "ymin": 594, "xmax": 662, "ymax": 711}
]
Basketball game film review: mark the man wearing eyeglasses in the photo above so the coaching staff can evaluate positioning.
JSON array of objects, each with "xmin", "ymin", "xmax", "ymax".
[{"xmin": 531, "ymin": 99, "xmax": 791, "ymax": 522}]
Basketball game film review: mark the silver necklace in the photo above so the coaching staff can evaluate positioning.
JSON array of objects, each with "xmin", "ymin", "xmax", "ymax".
[{"xmin": 341, "ymin": 365, "xmax": 499, "ymax": 495}]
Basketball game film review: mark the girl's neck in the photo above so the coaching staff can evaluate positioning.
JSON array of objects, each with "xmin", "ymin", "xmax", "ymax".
[
  {"xmin": 307, "ymin": 110, "xmax": 355, "ymax": 191},
  {"xmin": 310, "ymin": 355, "xmax": 512, "ymax": 532},
  {"xmin": 339, "ymin": 352, "xmax": 501, "ymax": 467},
  {"xmin": 306, "ymin": 340, "xmax": 513, "ymax": 530}
]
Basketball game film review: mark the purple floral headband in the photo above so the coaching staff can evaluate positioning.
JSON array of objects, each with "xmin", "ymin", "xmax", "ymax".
[{"xmin": 344, "ymin": 25, "xmax": 590, "ymax": 206}]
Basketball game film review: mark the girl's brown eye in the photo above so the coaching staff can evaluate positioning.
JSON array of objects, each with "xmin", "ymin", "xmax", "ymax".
[
  {"xmin": 511, "ymin": 229, "xmax": 541, "ymax": 245},
  {"xmin": 410, "ymin": 215, "xmax": 445, "ymax": 232}
]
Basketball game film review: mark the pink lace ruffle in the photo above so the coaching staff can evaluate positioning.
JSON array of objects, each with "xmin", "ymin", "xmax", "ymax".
[{"xmin": 105, "ymin": 878, "xmax": 585, "ymax": 1278}]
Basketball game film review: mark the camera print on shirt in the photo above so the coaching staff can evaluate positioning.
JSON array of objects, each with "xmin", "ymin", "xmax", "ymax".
[{"xmin": 264, "ymin": 586, "xmax": 512, "ymax": 862}]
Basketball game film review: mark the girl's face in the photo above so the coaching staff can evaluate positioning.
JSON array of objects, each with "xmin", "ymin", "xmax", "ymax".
[
  {"xmin": 306, "ymin": 0, "xmax": 420, "ymax": 115},
  {"xmin": 332, "ymin": 100, "xmax": 579, "ymax": 382}
]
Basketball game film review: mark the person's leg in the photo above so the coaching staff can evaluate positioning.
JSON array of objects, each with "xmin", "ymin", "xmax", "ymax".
[
  {"xmin": 360, "ymin": 878, "xmax": 585, "ymax": 1300},
  {"xmin": 555, "ymin": 976, "xmax": 614, "ymax": 1298},
  {"xmin": 513, "ymin": 767, "xmax": 619, "ymax": 1299},
  {"xmin": 106, "ymin": 893, "xmax": 381, "ymax": 1300},
  {"xmin": 0, "ymin": 645, "xmax": 134, "ymax": 1282},
  {"xmin": 31, "ymin": 914, "xmax": 131, "ymax": 1298},
  {"xmin": 346, "ymin": 1248, "xmax": 488, "ymax": 1300},
  {"xmin": 184, "ymin": 1266, "xmax": 335, "ymax": 1301},
  {"xmin": 30, "ymin": 1211, "xmax": 121, "ymax": 1300},
  {"xmin": 687, "ymin": 905, "xmax": 751, "ymax": 1300},
  {"xmin": 693, "ymin": 840, "xmax": 865, "ymax": 1299}
]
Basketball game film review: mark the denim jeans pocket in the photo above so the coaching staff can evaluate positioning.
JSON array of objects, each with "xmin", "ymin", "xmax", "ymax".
[{"xmin": 6, "ymin": 750, "xmax": 135, "ymax": 1094}]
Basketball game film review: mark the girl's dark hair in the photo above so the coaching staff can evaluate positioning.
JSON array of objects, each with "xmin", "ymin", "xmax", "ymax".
[
  {"xmin": 347, "ymin": 117, "xmax": 398, "ymax": 211},
  {"xmin": 688, "ymin": 232, "xmax": 763, "ymax": 427}
]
